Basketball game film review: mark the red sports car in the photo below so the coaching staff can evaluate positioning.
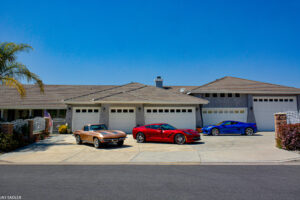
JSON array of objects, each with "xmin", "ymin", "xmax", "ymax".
[{"xmin": 132, "ymin": 123, "xmax": 201, "ymax": 144}]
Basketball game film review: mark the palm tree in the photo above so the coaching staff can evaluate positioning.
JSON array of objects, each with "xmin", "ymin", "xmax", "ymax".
[{"xmin": 0, "ymin": 42, "xmax": 44, "ymax": 97}]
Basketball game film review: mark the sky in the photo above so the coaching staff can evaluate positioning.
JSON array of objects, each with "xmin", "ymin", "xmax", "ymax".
[{"xmin": 1, "ymin": 0, "xmax": 300, "ymax": 88}]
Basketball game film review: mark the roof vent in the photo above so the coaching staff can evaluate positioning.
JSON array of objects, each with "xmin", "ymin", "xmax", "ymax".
[
  {"xmin": 155, "ymin": 76, "xmax": 163, "ymax": 88},
  {"xmin": 180, "ymin": 88, "xmax": 186, "ymax": 93}
]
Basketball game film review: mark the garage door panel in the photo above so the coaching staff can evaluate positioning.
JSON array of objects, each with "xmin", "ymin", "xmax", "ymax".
[
  {"xmin": 253, "ymin": 96, "xmax": 297, "ymax": 131},
  {"xmin": 144, "ymin": 107, "xmax": 196, "ymax": 129},
  {"xmin": 72, "ymin": 107, "xmax": 101, "ymax": 132},
  {"xmin": 109, "ymin": 107, "xmax": 136, "ymax": 133},
  {"xmin": 202, "ymin": 108, "xmax": 247, "ymax": 127}
]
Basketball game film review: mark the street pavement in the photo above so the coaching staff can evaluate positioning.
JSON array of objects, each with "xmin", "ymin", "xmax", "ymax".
[
  {"xmin": 0, "ymin": 132, "xmax": 299, "ymax": 164},
  {"xmin": 0, "ymin": 165, "xmax": 299, "ymax": 200}
]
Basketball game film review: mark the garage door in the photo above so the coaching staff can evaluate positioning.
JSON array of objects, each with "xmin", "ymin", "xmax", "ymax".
[
  {"xmin": 72, "ymin": 107, "xmax": 100, "ymax": 132},
  {"xmin": 253, "ymin": 96, "xmax": 297, "ymax": 131},
  {"xmin": 202, "ymin": 108, "xmax": 248, "ymax": 126},
  {"xmin": 109, "ymin": 107, "xmax": 136, "ymax": 133},
  {"xmin": 144, "ymin": 107, "xmax": 196, "ymax": 129}
]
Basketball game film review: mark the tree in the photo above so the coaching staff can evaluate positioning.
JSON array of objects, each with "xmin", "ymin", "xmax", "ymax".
[{"xmin": 0, "ymin": 42, "xmax": 44, "ymax": 97}]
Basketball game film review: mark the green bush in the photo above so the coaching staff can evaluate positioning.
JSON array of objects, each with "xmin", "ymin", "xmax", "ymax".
[{"xmin": 0, "ymin": 133, "xmax": 19, "ymax": 152}]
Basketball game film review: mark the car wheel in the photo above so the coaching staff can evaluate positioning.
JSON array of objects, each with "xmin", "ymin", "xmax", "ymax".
[
  {"xmin": 93, "ymin": 138, "xmax": 101, "ymax": 148},
  {"xmin": 174, "ymin": 134, "xmax": 186, "ymax": 145},
  {"xmin": 211, "ymin": 128, "xmax": 220, "ymax": 136},
  {"xmin": 75, "ymin": 135, "xmax": 82, "ymax": 144},
  {"xmin": 136, "ymin": 132, "xmax": 145, "ymax": 143},
  {"xmin": 245, "ymin": 128, "xmax": 254, "ymax": 136},
  {"xmin": 117, "ymin": 140, "xmax": 124, "ymax": 146}
]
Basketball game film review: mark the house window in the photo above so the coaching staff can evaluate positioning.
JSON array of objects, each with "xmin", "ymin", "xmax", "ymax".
[
  {"xmin": 234, "ymin": 110, "xmax": 239, "ymax": 113},
  {"xmin": 48, "ymin": 109, "xmax": 58, "ymax": 118},
  {"xmin": 111, "ymin": 109, "xmax": 116, "ymax": 113},
  {"xmin": 182, "ymin": 109, "xmax": 187, "ymax": 113},
  {"xmin": 58, "ymin": 109, "xmax": 66, "ymax": 118},
  {"xmin": 213, "ymin": 110, "xmax": 217, "ymax": 114},
  {"xmin": 240, "ymin": 110, "xmax": 245, "ymax": 113},
  {"xmin": 230, "ymin": 110, "xmax": 234, "ymax": 113},
  {"xmin": 117, "ymin": 109, "xmax": 122, "ymax": 113},
  {"xmin": 164, "ymin": 109, "xmax": 169, "ymax": 113},
  {"xmin": 269, "ymin": 99, "xmax": 273, "ymax": 102},
  {"xmin": 208, "ymin": 111, "xmax": 212, "ymax": 114},
  {"xmin": 213, "ymin": 93, "xmax": 218, "ymax": 97},
  {"xmin": 220, "ymin": 93, "xmax": 225, "ymax": 97},
  {"xmin": 188, "ymin": 109, "xmax": 192, "ymax": 113},
  {"xmin": 123, "ymin": 109, "xmax": 128, "ymax": 113},
  {"xmin": 82, "ymin": 109, "xmax": 87, "ymax": 113},
  {"xmin": 284, "ymin": 99, "xmax": 288, "ymax": 102},
  {"xmin": 94, "ymin": 109, "xmax": 99, "ymax": 113},
  {"xmin": 228, "ymin": 93, "xmax": 232, "ymax": 97},
  {"xmin": 153, "ymin": 109, "xmax": 157, "ymax": 113},
  {"xmin": 279, "ymin": 99, "xmax": 283, "ymax": 102},
  {"xmin": 170, "ymin": 109, "xmax": 175, "ymax": 113},
  {"xmin": 259, "ymin": 99, "xmax": 263, "ymax": 102},
  {"xmin": 224, "ymin": 110, "xmax": 228, "ymax": 113},
  {"xmin": 274, "ymin": 99, "xmax": 278, "ymax": 102},
  {"xmin": 88, "ymin": 109, "xmax": 93, "ymax": 113},
  {"xmin": 129, "ymin": 109, "xmax": 134, "ymax": 113},
  {"xmin": 264, "ymin": 99, "xmax": 268, "ymax": 102},
  {"xmin": 176, "ymin": 109, "xmax": 181, "ymax": 113},
  {"xmin": 289, "ymin": 99, "xmax": 294, "ymax": 102},
  {"xmin": 76, "ymin": 109, "xmax": 80, "ymax": 113},
  {"xmin": 147, "ymin": 109, "xmax": 151, "ymax": 113},
  {"xmin": 235, "ymin": 93, "xmax": 240, "ymax": 97},
  {"xmin": 205, "ymin": 93, "xmax": 210, "ymax": 97},
  {"xmin": 219, "ymin": 110, "xmax": 223, "ymax": 114},
  {"xmin": 203, "ymin": 111, "xmax": 207, "ymax": 114},
  {"xmin": 159, "ymin": 109, "xmax": 163, "ymax": 113},
  {"xmin": 253, "ymin": 99, "xmax": 258, "ymax": 102}
]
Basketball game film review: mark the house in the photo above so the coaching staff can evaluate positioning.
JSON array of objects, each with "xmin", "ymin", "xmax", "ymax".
[
  {"xmin": 0, "ymin": 76, "xmax": 299, "ymax": 132},
  {"xmin": 167, "ymin": 76, "xmax": 300, "ymax": 131}
]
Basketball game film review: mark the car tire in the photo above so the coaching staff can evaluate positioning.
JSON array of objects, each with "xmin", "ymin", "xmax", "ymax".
[
  {"xmin": 245, "ymin": 128, "xmax": 255, "ymax": 136},
  {"xmin": 93, "ymin": 138, "xmax": 101, "ymax": 148},
  {"xmin": 75, "ymin": 135, "xmax": 82, "ymax": 144},
  {"xmin": 117, "ymin": 140, "xmax": 124, "ymax": 146},
  {"xmin": 211, "ymin": 128, "xmax": 220, "ymax": 136},
  {"xmin": 136, "ymin": 132, "xmax": 146, "ymax": 143},
  {"xmin": 174, "ymin": 134, "xmax": 186, "ymax": 145}
]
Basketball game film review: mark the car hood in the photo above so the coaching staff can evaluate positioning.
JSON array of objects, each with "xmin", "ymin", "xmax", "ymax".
[
  {"xmin": 178, "ymin": 129, "xmax": 199, "ymax": 135},
  {"xmin": 202, "ymin": 125, "xmax": 217, "ymax": 129},
  {"xmin": 94, "ymin": 130, "xmax": 126, "ymax": 138}
]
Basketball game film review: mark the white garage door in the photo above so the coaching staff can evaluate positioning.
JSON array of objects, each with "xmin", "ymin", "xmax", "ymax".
[
  {"xmin": 202, "ymin": 108, "xmax": 248, "ymax": 126},
  {"xmin": 253, "ymin": 96, "xmax": 297, "ymax": 131},
  {"xmin": 144, "ymin": 107, "xmax": 196, "ymax": 129},
  {"xmin": 109, "ymin": 107, "xmax": 136, "ymax": 133},
  {"xmin": 72, "ymin": 107, "xmax": 101, "ymax": 132}
]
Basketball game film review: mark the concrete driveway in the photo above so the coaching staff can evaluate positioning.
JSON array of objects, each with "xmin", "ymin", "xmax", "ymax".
[{"xmin": 0, "ymin": 132, "xmax": 299, "ymax": 164}]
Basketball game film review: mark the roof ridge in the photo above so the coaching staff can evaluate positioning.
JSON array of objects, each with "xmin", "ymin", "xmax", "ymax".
[
  {"xmin": 191, "ymin": 76, "xmax": 228, "ymax": 92},
  {"xmin": 93, "ymin": 85, "xmax": 148, "ymax": 101},
  {"xmin": 64, "ymin": 83, "xmax": 133, "ymax": 101}
]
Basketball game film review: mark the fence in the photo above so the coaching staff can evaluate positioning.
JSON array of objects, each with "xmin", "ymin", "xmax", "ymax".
[{"xmin": 286, "ymin": 111, "xmax": 300, "ymax": 124}]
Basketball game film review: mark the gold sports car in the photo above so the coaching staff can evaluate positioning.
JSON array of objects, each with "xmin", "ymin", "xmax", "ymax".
[{"xmin": 73, "ymin": 124, "xmax": 127, "ymax": 148}]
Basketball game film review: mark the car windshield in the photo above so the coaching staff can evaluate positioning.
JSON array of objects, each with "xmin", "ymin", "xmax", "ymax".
[
  {"xmin": 160, "ymin": 124, "xmax": 177, "ymax": 130},
  {"xmin": 90, "ymin": 124, "xmax": 107, "ymax": 131},
  {"xmin": 216, "ymin": 121, "xmax": 225, "ymax": 126}
]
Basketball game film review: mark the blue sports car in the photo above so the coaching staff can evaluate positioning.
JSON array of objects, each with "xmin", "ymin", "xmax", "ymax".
[{"xmin": 202, "ymin": 121, "xmax": 257, "ymax": 136}]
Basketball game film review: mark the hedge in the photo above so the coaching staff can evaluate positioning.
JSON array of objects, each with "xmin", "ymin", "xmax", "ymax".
[{"xmin": 277, "ymin": 123, "xmax": 300, "ymax": 151}]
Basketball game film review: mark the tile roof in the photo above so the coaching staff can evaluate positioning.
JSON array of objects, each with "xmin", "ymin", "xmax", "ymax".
[
  {"xmin": 64, "ymin": 82, "xmax": 208, "ymax": 104},
  {"xmin": 0, "ymin": 85, "xmax": 116, "ymax": 109},
  {"xmin": 190, "ymin": 76, "xmax": 300, "ymax": 94}
]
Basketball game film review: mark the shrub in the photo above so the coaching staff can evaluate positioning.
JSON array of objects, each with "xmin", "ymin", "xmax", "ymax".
[
  {"xmin": 58, "ymin": 124, "xmax": 68, "ymax": 134},
  {"xmin": 0, "ymin": 133, "xmax": 19, "ymax": 152},
  {"xmin": 278, "ymin": 124, "xmax": 300, "ymax": 151}
]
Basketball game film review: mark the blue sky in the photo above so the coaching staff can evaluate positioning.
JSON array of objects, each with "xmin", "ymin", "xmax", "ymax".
[{"xmin": 1, "ymin": 0, "xmax": 300, "ymax": 87}]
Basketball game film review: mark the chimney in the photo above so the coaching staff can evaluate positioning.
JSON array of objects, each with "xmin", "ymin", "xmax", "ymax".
[{"xmin": 155, "ymin": 76, "xmax": 163, "ymax": 88}]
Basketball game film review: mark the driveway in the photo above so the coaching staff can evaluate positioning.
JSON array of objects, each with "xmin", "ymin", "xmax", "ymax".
[{"xmin": 0, "ymin": 132, "xmax": 299, "ymax": 164}]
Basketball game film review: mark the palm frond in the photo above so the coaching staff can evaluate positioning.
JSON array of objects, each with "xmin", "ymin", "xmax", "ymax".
[{"xmin": 1, "ymin": 77, "xmax": 26, "ymax": 97}]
